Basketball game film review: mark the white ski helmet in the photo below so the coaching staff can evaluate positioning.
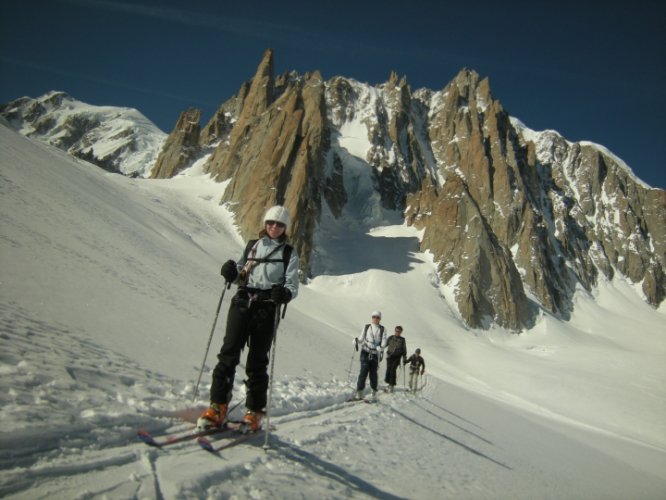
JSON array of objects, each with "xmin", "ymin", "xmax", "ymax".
[{"xmin": 264, "ymin": 205, "xmax": 291, "ymax": 229}]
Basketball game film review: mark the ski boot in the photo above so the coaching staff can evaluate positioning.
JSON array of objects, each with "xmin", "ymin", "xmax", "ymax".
[
  {"xmin": 241, "ymin": 409, "xmax": 265, "ymax": 433},
  {"xmin": 196, "ymin": 403, "xmax": 227, "ymax": 430}
]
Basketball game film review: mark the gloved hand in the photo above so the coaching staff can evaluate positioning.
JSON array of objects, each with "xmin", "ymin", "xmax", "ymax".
[
  {"xmin": 379, "ymin": 351, "xmax": 383, "ymax": 362},
  {"xmin": 271, "ymin": 284, "xmax": 292, "ymax": 304},
  {"xmin": 354, "ymin": 338, "xmax": 359, "ymax": 351},
  {"xmin": 420, "ymin": 370, "xmax": 425, "ymax": 375},
  {"xmin": 221, "ymin": 260, "xmax": 238, "ymax": 283}
]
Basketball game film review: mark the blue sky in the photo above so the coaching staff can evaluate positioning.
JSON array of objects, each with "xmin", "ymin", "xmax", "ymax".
[{"xmin": 1, "ymin": 0, "xmax": 664, "ymax": 189}]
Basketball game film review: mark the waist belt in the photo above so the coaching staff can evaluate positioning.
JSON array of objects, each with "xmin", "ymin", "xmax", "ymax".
[{"xmin": 243, "ymin": 288, "xmax": 272, "ymax": 301}]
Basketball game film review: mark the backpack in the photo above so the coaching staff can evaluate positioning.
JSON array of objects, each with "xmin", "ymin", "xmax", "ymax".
[
  {"xmin": 387, "ymin": 336, "xmax": 405, "ymax": 356},
  {"xmin": 361, "ymin": 323, "xmax": 385, "ymax": 350},
  {"xmin": 242, "ymin": 239, "xmax": 293, "ymax": 278}
]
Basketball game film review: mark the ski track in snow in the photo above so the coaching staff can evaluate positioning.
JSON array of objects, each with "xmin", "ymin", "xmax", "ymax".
[{"xmin": 0, "ymin": 301, "xmax": 535, "ymax": 499}]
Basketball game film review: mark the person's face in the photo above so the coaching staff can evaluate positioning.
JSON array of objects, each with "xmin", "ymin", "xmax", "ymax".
[
  {"xmin": 371, "ymin": 314, "xmax": 380, "ymax": 323},
  {"xmin": 395, "ymin": 329, "xmax": 402, "ymax": 336},
  {"xmin": 265, "ymin": 220, "xmax": 286, "ymax": 239}
]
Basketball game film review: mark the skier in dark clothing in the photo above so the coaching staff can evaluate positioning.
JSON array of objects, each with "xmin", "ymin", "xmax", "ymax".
[
  {"xmin": 197, "ymin": 206, "xmax": 299, "ymax": 432},
  {"xmin": 405, "ymin": 348, "xmax": 425, "ymax": 393},
  {"xmin": 384, "ymin": 325, "xmax": 407, "ymax": 392}
]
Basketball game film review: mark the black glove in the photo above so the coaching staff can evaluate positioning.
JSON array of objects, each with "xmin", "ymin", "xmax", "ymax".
[
  {"xmin": 271, "ymin": 284, "xmax": 292, "ymax": 304},
  {"xmin": 354, "ymin": 339, "xmax": 359, "ymax": 352},
  {"xmin": 221, "ymin": 260, "xmax": 238, "ymax": 283},
  {"xmin": 379, "ymin": 352, "xmax": 383, "ymax": 362}
]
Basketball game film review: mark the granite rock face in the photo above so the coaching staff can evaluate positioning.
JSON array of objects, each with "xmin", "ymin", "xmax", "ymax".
[{"xmin": 150, "ymin": 108, "xmax": 201, "ymax": 179}]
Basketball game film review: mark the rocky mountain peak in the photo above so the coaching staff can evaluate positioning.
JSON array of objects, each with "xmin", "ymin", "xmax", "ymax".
[
  {"xmin": 237, "ymin": 48, "xmax": 275, "ymax": 124},
  {"xmin": 149, "ymin": 108, "xmax": 200, "ymax": 178}
]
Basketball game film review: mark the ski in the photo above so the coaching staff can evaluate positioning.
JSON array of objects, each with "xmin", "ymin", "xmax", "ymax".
[
  {"xmin": 197, "ymin": 425, "xmax": 273, "ymax": 453},
  {"xmin": 345, "ymin": 397, "xmax": 378, "ymax": 404},
  {"xmin": 137, "ymin": 421, "xmax": 242, "ymax": 448}
]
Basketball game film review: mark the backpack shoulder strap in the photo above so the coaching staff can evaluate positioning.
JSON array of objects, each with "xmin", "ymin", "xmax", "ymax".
[
  {"xmin": 282, "ymin": 244, "xmax": 293, "ymax": 275},
  {"xmin": 243, "ymin": 239, "xmax": 258, "ymax": 260},
  {"xmin": 243, "ymin": 240, "xmax": 293, "ymax": 283}
]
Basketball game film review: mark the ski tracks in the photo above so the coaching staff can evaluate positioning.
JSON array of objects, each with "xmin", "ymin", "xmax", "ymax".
[{"xmin": 0, "ymin": 306, "xmax": 500, "ymax": 500}]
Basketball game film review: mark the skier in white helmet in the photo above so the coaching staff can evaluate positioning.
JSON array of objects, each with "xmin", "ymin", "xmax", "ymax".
[
  {"xmin": 353, "ymin": 311, "xmax": 387, "ymax": 399},
  {"xmin": 198, "ymin": 205, "xmax": 299, "ymax": 432}
]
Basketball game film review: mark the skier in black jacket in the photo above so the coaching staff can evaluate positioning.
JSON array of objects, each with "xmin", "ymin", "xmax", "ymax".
[{"xmin": 384, "ymin": 325, "xmax": 407, "ymax": 392}]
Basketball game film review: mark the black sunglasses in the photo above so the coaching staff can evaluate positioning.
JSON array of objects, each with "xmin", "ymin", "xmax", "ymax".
[{"xmin": 266, "ymin": 220, "xmax": 286, "ymax": 228}]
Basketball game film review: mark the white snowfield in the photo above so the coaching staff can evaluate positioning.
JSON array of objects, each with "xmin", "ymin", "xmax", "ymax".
[{"xmin": 1, "ymin": 123, "xmax": 665, "ymax": 499}]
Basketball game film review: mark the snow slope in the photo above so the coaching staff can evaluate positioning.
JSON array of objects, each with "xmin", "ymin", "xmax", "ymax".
[{"xmin": 1, "ymin": 123, "xmax": 665, "ymax": 499}]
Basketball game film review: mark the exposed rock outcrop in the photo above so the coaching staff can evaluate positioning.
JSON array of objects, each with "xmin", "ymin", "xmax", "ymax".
[
  {"xmin": 150, "ymin": 108, "xmax": 201, "ymax": 178},
  {"xmin": 204, "ymin": 49, "xmax": 328, "ymax": 277}
]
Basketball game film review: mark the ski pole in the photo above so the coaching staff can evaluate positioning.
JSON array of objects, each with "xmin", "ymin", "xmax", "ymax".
[
  {"xmin": 192, "ymin": 281, "xmax": 230, "ymax": 402},
  {"xmin": 263, "ymin": 303, "xmax": 283, "ymax": 450},
  {"xmin": 347, "ymin": 343, "xmax": 357, "ymax": 385}
]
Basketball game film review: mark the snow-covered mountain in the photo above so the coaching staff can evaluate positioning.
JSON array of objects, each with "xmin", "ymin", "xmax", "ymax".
[
  {"xmin": 1, "ymin": 117, "xmax": 665, "ymax": 498},
  {"xmin": 0, "ymin": 91, "xmax": 166, "ymax": 177}
]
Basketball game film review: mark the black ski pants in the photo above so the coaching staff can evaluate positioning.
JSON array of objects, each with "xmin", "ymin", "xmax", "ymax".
[
  {"xmin": 356, "ymin": 350, "xmax": 379, "ymax": 391},
  {"xmin": 210, "ymin": 292, "xmax": 276, "ymax": 411},
  {"xmin": 384, "ymin": 356, "xmax": 401, "ymax": 386}
]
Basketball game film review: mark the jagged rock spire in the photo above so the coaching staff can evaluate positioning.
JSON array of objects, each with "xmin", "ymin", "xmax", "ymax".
[{"xmin": 150, "ymin": 108, "xmax": 201, "ymax": 178}]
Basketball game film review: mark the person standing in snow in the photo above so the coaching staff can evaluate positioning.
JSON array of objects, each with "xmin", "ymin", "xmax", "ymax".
[
  {"xmin": 197, "ymin": 206, "xmax": 299, "ymax": 432},
  {"xmin": 384, "ymin": 325, "xmax": 407, "ymax": 392},
  {"xmin": 353, "ymin": 311, "xmax": 387, "ymax": 399},
  {"xmin": 405, "ymin": 348, "xmax": 425, "ymax": 393}
]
